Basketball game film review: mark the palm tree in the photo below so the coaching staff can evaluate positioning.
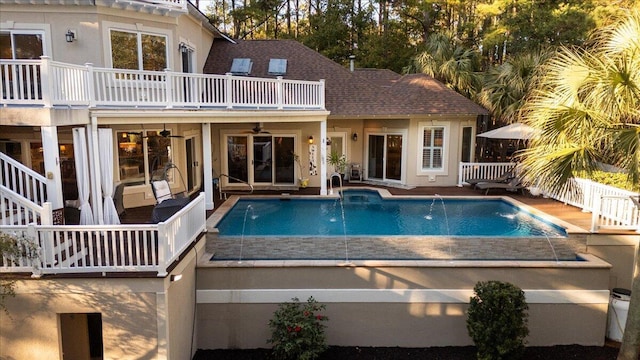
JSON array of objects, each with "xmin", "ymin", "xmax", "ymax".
[
  {"xmin": 477, "ymin": 49, "xmax": 550, "ymax": 124},
  {"xmin": 517, "ymin": 12, "xmax": 639, "ymax": 360},
  {"xmin": 409, "ymin": 32, "xmax": 482, "ymax": 98}
]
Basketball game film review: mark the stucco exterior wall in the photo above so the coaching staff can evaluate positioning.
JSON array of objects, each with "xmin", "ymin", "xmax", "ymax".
[
  {"xmin": 1, "ymin": 4, "xmax": 214, "ymax": 72},
  {"xmin": 587, "ymin": 234, "xmax": 639, "ymax": 290},
  {"xmin": 195, "ymin": 256, "xmax": 611, "ymax": 349},
  {"xmin": 0, "ymin": 277, "xmax": 165, "ymax": 360}
]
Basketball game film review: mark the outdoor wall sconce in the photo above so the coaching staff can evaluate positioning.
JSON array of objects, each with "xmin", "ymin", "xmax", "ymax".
[
  {"xmin": 170, "ymin": 274, "xmax": 183, "ymax": 282},
  {"xmin": 308, "ymin": 136, "xmax": 314, "ymax": 144},
  {"xmin": 65, "ymin": 29, "xmax": 76, "ymax": 43},
  {"xmin": 352, "ymin": 132, "xmax": 358, "ymax": 141}
]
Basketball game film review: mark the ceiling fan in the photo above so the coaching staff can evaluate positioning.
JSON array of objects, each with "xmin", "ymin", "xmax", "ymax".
[
  {"xmin": 137, "ymin": 124, "xmax": 184, "ymax": 139},
  {"xmin": 244, "ymin": 122, "xmax": 270, "ymax": 134}
]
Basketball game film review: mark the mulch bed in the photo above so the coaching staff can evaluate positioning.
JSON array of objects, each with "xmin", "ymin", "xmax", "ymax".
[{"xmin": 193, "ymin": 345, "xmax": 620, "ymax": 360}]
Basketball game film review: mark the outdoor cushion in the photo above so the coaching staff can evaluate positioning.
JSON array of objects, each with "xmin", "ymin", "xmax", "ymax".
[{"xmin": 152, "ymin": 180, "xmax": 173, "ymax": 203}]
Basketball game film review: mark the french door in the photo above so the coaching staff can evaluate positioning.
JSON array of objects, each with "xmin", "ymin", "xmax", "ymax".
[
  {"xmin": 367, "ymin": 133, "xmax": 404, "ymax": 182},
  {"xmin": 226, "ymin": 135, "xmax": 295, "ymax": 186}
]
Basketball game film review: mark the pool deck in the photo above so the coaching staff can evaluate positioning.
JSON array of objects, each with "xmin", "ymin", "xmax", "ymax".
[{"xmin": 120, "ymin": 182, "xmax": 633, "ymax": 235}]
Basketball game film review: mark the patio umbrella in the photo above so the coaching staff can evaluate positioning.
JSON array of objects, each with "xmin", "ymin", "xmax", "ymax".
[{"xmin": 477, "ymin": 123, "xmax": 539, "ymax": 140}]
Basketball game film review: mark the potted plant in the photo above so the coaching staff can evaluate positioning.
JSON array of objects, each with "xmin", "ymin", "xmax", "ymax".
[
  {"xmin": 292, "ymin": 153, "xmax": 309, "ymax": 188},
  {"xmin": 328, "ymin": 151, "xmax": 347, "ymax": 174}
]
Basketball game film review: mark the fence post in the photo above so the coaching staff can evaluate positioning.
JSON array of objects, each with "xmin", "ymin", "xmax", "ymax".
[
  {"xmin": 41, "ymin": 202, "xmax": 52, "ymax": 225},
  {"xmin": 225, "ymin": 73, "xmax": 233, "ymax": 109},
  {"xmin": 276, "ymin": 76, "xmax": 283, "ymax": 110},
  {"xmin": 319, "ymin": 79, "xmax": 326, "ymax": 109},
  {"xmin": 26, "ymin": 223, "xmax": 43, "ymax": 278},
  {"xmin": 85, "ymin": 63, "xmax": 96, "ymax": 108},
  {"xmin": 157, "ymin": 222, "xmax": 168, "ymax": 276},
  {"xmin": 164, "ymin": 68, "xmax": 173, "ymax": 109},
  {"xmin": 590, "ymin": 195, "xmax": 601, "ymax": 232},
  {"xmin": 40, "ymin": 56, "xmax": 53, "ymax": 107}
]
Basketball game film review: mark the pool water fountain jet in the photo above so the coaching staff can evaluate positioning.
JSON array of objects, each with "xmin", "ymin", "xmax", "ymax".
[
  {"xmin": 335, "ymin": 195, "xmax": 349, "ymax": 263},
  {"xmin": 238, "ymin": 204, "xmax": 255, "ymax": 263},
  {"xmin": 544, "ymin": 234, "xmax": 559, "ymax": 263},
  {"xmin": 425, "ymin": 194, "xmax": 452, "ymax": 259}
]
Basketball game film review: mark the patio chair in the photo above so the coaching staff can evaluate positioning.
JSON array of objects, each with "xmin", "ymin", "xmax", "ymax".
[
  {"xmin": 150, "ymin": 180, "xmax": 189, "ymax": 223},
  {"xmin": 475, "ymin": 177, "xmax": 525, "ymax": 195},
  {"xmin": 466, "ymin": 169, "xmax": 514, "ymax": 187}
]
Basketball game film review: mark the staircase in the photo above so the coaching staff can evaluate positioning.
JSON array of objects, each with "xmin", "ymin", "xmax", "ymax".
[{"xmin": 0, "ymin": 152, "xmax": 51, "ymax": 225}]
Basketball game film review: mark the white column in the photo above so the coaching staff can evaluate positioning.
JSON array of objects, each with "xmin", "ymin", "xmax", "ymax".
[
  {"xmin": 88, "ymin": 119, "xmax": 103, "ymax": 224},
  {"xmin": 320, "ymin": 120, "xmax": 327, "ymax": 195},
  {"xmin": 40, "ymin": 126, "xmax": 63, "ymax": 209},
  {"xmin": 202, "ymin": 123, "xmax": 214, "ymax": 210}
]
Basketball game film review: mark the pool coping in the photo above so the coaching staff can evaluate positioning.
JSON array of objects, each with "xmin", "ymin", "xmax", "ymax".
[
  {"xmin": 205, "ymin": 186, "xmax": 588, "ymax": 236},
  {"xmin": 198, "ymin": 252, "xmax": 611, "ymax": 269}
]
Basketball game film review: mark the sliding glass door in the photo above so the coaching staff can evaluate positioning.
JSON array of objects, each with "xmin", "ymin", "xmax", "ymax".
[{"xmin": 367, "ymin": 133, "xmax": 404, "ymax": 182}]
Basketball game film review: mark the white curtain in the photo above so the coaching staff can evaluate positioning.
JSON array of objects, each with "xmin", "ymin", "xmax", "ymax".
[
  {"xmin": 98, "ymin": 129, "xmax": 120, "ymax": 225},
  {"xmin": 73, "ymin": 128, "xmax": 94, "ymax": 225}
]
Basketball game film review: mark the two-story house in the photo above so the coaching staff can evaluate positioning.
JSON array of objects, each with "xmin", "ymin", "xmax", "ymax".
[{"xmin": 0, "ymin": 1, "xmax": 327, "ymax": 359}]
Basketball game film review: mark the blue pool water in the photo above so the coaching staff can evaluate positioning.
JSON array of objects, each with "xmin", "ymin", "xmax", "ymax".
[{"xmin": 215, "ymin": 190, "xmax": 568, "ymax": 237}]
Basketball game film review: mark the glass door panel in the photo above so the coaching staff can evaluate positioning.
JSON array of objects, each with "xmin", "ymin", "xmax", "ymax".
[
  {"xmin": 368, "ymin": 135, "xmax": 384, "ymax": 179},
  {"xmin": 274, "ymin": 136, "xmax": 295, "ymax": 183},
  {"xmin": 227, "ymin": 136, "xmax": 248, "ymax": 183},
  {"xmin": 253, "ymin": 136, "xmax": 272, "ymax": 183},
  {"xmin": 385, "ymin": 135, "xmax": 403, "ymax": 181}
]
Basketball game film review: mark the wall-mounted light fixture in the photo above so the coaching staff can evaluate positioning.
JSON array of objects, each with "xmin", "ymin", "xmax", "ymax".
[
  {"xmin": 65, "ymin": 29, "xmax": 76, "ymax": 43},
  {"xmin": 170, "ymin": 274, "xmax": 183, "ymax": 282},
  {"xmin": 308, "ymin": 136, "xmax": 314, "ymax": 144},
  {"xmin": 352, "ymin": 132, "xmax": 358, "ymax": 141}
]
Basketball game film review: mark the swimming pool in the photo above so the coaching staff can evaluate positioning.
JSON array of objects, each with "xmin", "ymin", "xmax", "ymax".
[{"xmin": 215, "ymin": 189, "xmax": 567, "ymax": 237}]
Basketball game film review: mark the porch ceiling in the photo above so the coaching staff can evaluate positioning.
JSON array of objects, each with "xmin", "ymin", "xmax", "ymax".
[{"xmin": 91, "ymin": 109, "xmax": 330, "ymax": 125}]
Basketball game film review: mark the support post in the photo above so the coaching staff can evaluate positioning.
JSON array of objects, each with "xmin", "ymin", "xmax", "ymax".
[
  {"xmin": 202, "ymin": 123, "xmax": 214, "ymax": 210},
  {"xmin": 40, "ymin": 126, "xmax": 63, "ymax": 209},
  {"xmin": 320, "ymin": 120, "xmax": 327, "ymax": 195}
]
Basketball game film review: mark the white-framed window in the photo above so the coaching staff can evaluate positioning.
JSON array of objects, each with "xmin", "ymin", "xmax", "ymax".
[
  {"xmin": 0, "ymin": 30, "xmax": 45, "ymax": 59},
  {"xmin": 116, "ymin": 130, "xmax": 172, "ymax": 184},
  {"xmin": 420, "ymin": 125, "xmax": 446, "ymax": 171},
  {"xmin": 110, "ymin": 29, "xmax": 167, "ymax": 71}
]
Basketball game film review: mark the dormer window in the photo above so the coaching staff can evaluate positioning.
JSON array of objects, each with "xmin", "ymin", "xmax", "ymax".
[
  {"xmin": 230, "ymin": 58, "xmax": 252, "ymax": 75},
  {"xmin": 268, "ymin": 59, "xmax": 287, "ymax": 75}
]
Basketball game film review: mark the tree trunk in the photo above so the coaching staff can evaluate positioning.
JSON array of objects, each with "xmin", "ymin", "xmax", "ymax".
[{"xmin": 618, "ymin": 246, "xmax": 640, "ymax": 360}]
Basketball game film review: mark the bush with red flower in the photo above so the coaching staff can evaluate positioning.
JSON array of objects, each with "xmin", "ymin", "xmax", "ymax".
[{"xmin": 267, "ymin": 296, "xmax": 329, "ymax": 360}]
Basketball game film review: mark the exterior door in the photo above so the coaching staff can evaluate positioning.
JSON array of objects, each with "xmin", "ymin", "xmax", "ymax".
[
  {"xmin": 226, "ymin": 134, "xmax": 295, "ymax": 186},
  {"xmin": 367, "ymin": 133, "xmax": 403, "ymax": 182}
]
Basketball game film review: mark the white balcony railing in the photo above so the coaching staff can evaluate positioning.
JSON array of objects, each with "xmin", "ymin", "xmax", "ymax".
[
  {"xmin": 0, "ymin": 193, "xmax": 206, "ymax": 276},
  {"xmin": 459, "ymin": 162, "xmax": 640, "ymax": 233},
  {"xmin": 0, "ymin": 58, "xmax": 325, "ymax": 110}
]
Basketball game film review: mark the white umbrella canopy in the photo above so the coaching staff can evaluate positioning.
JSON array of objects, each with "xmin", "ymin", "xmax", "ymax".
[{"xmin": 477, "ymin": 123, "xmax": 539, "ymax": 140}]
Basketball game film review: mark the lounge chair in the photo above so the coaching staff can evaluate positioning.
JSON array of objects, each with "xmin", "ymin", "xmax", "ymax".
[
  {"xmin": 475, "ymin": 177, "xmax": 525, "ymax": 195},
  {"xmin": 466, "ymin": 170, "xmax": 514, "ymax": 187}
]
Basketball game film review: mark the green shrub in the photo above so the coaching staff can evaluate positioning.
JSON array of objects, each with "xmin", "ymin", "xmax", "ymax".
[
  {"xmin": 467, "ymin": 281, "xmax": 529, "ymax": 360},
  {"xmin": 267, "ymin": 296, "xmax": 328, "ymax": 360}
]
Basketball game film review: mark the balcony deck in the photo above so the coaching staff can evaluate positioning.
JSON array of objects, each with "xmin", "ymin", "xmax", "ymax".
[{"xmin": 0, "ymin": 58, "xmax": 325, "ymax": 111}]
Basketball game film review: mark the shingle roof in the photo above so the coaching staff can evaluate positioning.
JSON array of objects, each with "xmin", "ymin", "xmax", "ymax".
[{"xmin": 204, "ymin": 39, "xmax": 488, "ymax": 117}]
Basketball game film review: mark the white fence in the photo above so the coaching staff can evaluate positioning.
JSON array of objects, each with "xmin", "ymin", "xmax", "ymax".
[
  {"xmin": 458, "ymin": 162, "xmax": 516, "ymax": 186},
  {"xmin": 1, "ymin": 58, "xmax": 325, "ymax": 110},
  {"xmin": 458, "ymin": 162, "xmax": 640, "ymax": 232},
  {"xmin": 0, "ymin": 193, "xmax": 206, "ymax": 276}
]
